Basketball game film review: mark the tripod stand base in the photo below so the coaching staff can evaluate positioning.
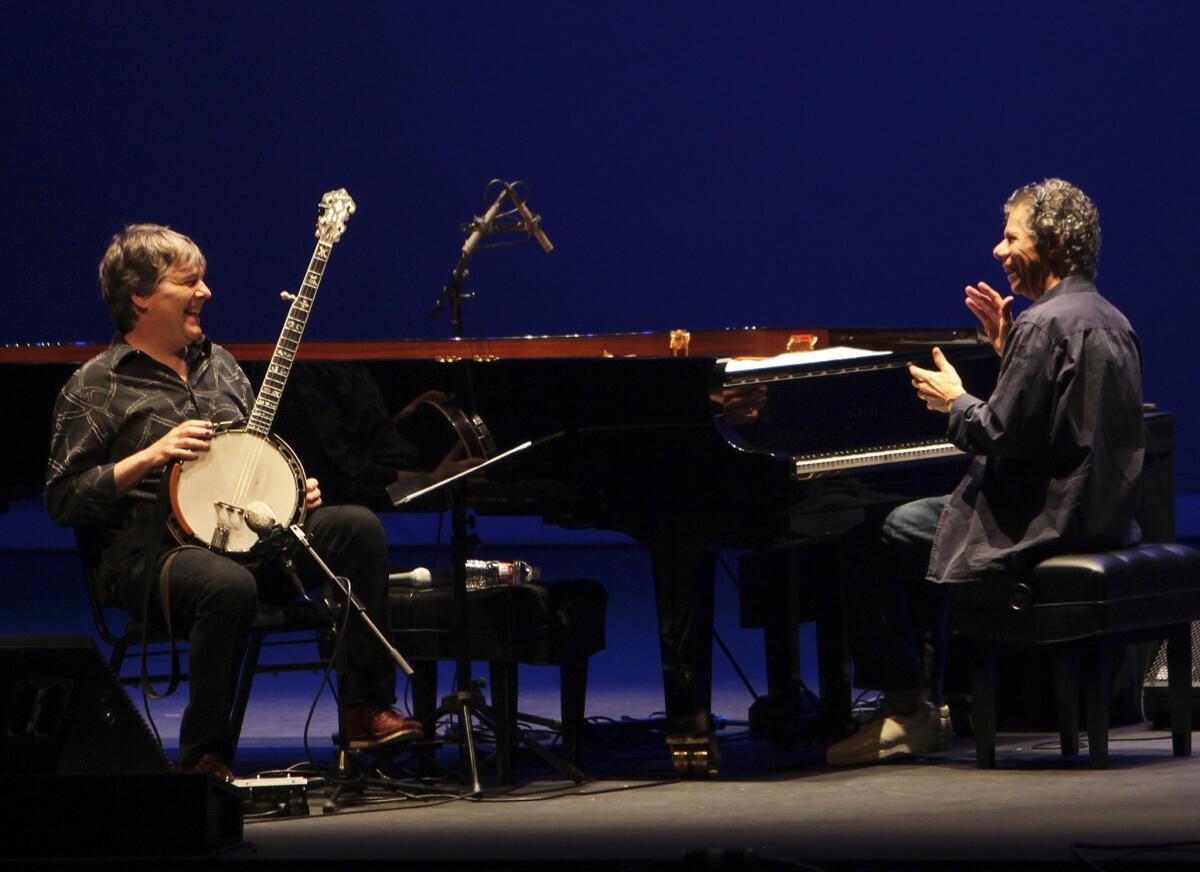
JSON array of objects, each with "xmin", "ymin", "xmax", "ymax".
[
  {"xmin": 439, "ymin": 687, "xmax": 585, "ymax": 787},
  {"xmin": 320, "ymin": 740, "xmax": 446, "ymax": 814}
]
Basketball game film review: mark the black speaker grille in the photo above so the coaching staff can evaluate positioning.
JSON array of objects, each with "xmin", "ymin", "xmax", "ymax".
[{"xmin": 0, "ymin": 635, "xmax": 171, "ymax": 775}]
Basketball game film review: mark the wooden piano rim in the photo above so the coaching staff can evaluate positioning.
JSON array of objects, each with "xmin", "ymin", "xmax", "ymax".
[
  {"xmin": 0, "ymin": 327, "xmax": 832, "ymax": 363},
  {"xmin": 0, "ymin": 326, "xmax": 988, "ymax": 365}
]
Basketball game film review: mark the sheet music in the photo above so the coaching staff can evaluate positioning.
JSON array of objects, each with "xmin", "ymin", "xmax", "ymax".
[{"xmin": 721, "ymin": 346, "xmax": 891, "ymax": 374}]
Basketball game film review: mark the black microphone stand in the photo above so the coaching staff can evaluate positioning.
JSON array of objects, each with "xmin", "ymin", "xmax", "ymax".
[
  {"xmin": 426, "ymin": 184, "xmax": 582, "ymax": 791},
  {"xmin": 249, "ymin": 521, "xmax": 423, "ymax": 812}
]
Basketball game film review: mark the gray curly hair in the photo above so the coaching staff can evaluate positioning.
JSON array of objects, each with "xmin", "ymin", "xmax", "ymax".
[
  {"xmin": 1004, "ymin": 179, "xmax": 1100, "ymax": 280},
  {"xmin": 99, "ymin": 224, "xmax": 206, "ymax": 334}
]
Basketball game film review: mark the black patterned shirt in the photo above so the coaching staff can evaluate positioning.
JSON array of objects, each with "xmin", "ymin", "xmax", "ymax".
[{"xmin": 45, "ymin": 336, "xmax": 253, "ymax": 600}]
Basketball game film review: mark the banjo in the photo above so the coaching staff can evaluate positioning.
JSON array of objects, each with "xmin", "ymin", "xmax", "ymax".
[{"xmin": 167, "ymin": 188, "xmax": 356, "ymax": 554}]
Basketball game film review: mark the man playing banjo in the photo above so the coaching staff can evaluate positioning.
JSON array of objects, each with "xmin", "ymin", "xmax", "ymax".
[{"xmin": 45, "ymin": 223, "xmax": 469, "ymax": 781}]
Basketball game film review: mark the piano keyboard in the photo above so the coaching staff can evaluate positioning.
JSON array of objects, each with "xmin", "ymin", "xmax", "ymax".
[{"xmin": 794, "ymin": 441, "xmax": 965, "ymax": 475}]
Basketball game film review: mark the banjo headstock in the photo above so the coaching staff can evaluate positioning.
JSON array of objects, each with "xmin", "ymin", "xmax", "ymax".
[{"xmin": 316, "ymin": 188, "xmax": 356, "ymax": 243}]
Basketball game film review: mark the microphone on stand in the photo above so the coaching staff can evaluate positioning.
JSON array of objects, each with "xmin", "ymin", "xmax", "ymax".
[
  {"xmin": 461, "ymin": 187, "xmax": 511, "ymax": 259},
  {"xmin": 245, "ymin": 501, "xmax": 284, "ymax": 537},
  {"xmin": 506, "ymin": 185, "xmax": 554, "ymax": 253},
  {"xmin": 245, "ymin": 501, "xmax": 310, "ymax": 601}
]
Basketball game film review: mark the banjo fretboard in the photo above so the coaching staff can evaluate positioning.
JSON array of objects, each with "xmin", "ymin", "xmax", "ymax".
[
  {"xmin": 244, "ymin": 188, "xmax": 355, "ymax": 438},
  {"xmin": 246, "ymin": 240, "xmax": 332, "ymax": 437}
]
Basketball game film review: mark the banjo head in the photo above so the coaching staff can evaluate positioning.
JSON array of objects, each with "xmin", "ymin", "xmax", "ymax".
[{"xmin": 169, "ymin": 429, "xmax": 305, "ymax": 554}]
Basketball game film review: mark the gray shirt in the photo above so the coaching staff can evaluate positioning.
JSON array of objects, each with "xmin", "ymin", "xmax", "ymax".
[{"xmin": 928, "ymin": 275, "xmax": 1144, "ymax": 582}]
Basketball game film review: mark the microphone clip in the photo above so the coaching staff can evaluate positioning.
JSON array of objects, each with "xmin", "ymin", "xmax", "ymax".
[{"xmin": 250, "ymin": 522, "xmax": 302, "ymax": 563}]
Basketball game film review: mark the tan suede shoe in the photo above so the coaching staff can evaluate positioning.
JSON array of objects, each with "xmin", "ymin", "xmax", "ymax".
[{"xmin": 826, "ymin": 700, "xmax": 943, "ymax": 766}]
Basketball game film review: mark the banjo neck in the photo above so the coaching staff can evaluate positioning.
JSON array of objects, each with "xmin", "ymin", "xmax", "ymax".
[
  {"xmin": 169, "ymin": 188, "xmax": 356, "ymax": 556},
  {"xmin": 245, "ymin": 189, "xmax": 356, "ymax": 438}
]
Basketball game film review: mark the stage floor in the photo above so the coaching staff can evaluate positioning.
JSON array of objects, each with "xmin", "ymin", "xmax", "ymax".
[
  {"xmin": 5, "ymin": 538, "xmax": 1200, "ymax": 868},
  {"xmin": 212, "ymin": 723, "xmax": 1200, "ymax": 870}
]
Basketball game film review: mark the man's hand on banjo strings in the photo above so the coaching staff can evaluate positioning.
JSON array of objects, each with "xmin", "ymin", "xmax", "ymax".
[
  {"xmin": 114, "ymin": 419, "xmax": 214, "ymax": 496},
  {"xmin": 151, "ymin": 419, "xmax": 215, "ymax": 466}
]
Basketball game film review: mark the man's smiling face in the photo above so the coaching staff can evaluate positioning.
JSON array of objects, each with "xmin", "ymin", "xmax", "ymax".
[
  {"xmin": 992, "ymin": 201, "xmax": 1054, "ymax": 301},
  {"xmin": 131, "ymin": 263, "xmax": 212, "ymax": 351}
]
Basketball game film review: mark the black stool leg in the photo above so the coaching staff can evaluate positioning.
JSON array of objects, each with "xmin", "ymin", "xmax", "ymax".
[
  {"xmin": 229, "ymin": 630, "xmax": 265, "ymax": 759},
  {"xmin": 560, "ymin": 656, "xmax": 589, "ymax": 766},
  {"xmin": 1167, "ymin": 624, "xmax": 1193, "ymax": 757},
  {"xmin": 110, "ymin": 642, "xmax": 129, "ymax": 675},
  {"xmin": 1052, "ymin": 648, "xmax": 1081, "ymax": 757},
  {"xmin": 411, "ymin": 661, "xmax": 439, "ymax": 726},
  {"xmin": 410, "ymin": 661, "xmax": 439, "ymax": 775},
  {"xmin": 490, "ymin": 661, "xmax": 519, "ymax": 784},
  {"xmin": 1082, "ymin": 641, "xmax": 1111, "ymax": 769},
  {"xmin": 970, "ymin": 647, "xmax": 997, "ymax": 769}
]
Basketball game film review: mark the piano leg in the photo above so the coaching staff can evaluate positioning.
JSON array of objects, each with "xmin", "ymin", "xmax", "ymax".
[
  {"xmin": 741, "ymin": 541, "xmax": 854, "ymax": 749},
  {"xmin": 815, "ymin": 550, "xmax": 853, "ymax": 740},
  {"xmin": 636, "ymin": 518, "xmax": 720, "ymax": 778}
]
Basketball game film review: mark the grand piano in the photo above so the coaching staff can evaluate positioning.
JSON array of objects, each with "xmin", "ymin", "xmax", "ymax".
[{"xmin": 1, "ymin": 325, "xmax": 1002, "ymax": 774}]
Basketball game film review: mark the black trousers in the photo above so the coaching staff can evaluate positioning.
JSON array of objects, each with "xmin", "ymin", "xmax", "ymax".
[
  {"xmin": 846, "ymin": 495, "xmax": 950, "ymax": 706},
  {"xmin": 123, "ymin": 505, "xmax": 394, "ymax": 766}
]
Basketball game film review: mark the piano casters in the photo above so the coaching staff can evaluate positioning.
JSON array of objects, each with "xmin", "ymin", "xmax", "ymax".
[
  {"xmin": 670, "ymin": 724, "xmax": 721, "ymax": 779},
  {"xmin": 431, "ymin": 178, "xmax": 553, "ymax": 333}
]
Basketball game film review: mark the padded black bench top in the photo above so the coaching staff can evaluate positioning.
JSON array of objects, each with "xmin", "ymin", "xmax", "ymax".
[
  {"xmin": 951, "ymin": 543, "xmax": 1200, "ymax": 646},
  {"xmin": 389, "ymin": 578, "xmax": 607, "ymax": 664}
]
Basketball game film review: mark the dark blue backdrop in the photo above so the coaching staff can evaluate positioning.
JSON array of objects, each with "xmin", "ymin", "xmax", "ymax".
[{"xmin": 5, "ymin": 1, "xmax": 1198, "ymax": 490}]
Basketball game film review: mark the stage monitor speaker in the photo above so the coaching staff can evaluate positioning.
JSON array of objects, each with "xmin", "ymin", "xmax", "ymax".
[
  {"xmin": 1142, "ymin": 621, "xmax": 1200, "ymax": 729},
  {"xmin": 0, "ymin": 634, "xmax": 171, "ymax": 775}
]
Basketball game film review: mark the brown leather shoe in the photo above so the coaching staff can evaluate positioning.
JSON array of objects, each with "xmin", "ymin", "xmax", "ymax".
[
  {"xmin": 181, "ymin": 752, "xmax": 236, "ymax": 782},
  {"xmin": 345, "ymin": 705, "xmax": 423, "ymax": 749}
]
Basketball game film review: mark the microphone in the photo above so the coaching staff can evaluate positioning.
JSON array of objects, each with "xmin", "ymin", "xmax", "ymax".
[
  {"xmin": 244, "ymin": 501, "xmax": 280, "ymax": 535},
  {"xmin": 461, "ymin": 188, "xmax": 510, "ymax": 259},
  {"xmin": 244, "ymin": 501, "xmax": 314, "ymax": 605},
  {"xmin": 389, "ymin": 567, "xmax": 433, "ymax": 587},
  {"xmin": 506, "ymin": 186, "xmax": 554, "ymax": 253}
]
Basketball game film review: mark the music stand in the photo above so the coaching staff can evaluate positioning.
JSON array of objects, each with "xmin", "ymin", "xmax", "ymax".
[{"xmin": 390, "ymin": 434, "xmax": 580, "ymax": 791}]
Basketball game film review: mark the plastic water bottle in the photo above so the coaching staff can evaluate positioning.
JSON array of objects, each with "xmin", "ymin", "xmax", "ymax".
[{"xmin": 464, "ymin": 559, "xmax": 539, "ymax": 591}]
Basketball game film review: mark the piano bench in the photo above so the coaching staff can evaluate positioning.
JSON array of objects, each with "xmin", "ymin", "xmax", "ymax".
[
  {"xmin": 950, "ymin": 543, "xmax": 1200, "ymax": 769},
  {"xmin": 388, "ymin": 578, "xmax": 607, "ymax": 781}
]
